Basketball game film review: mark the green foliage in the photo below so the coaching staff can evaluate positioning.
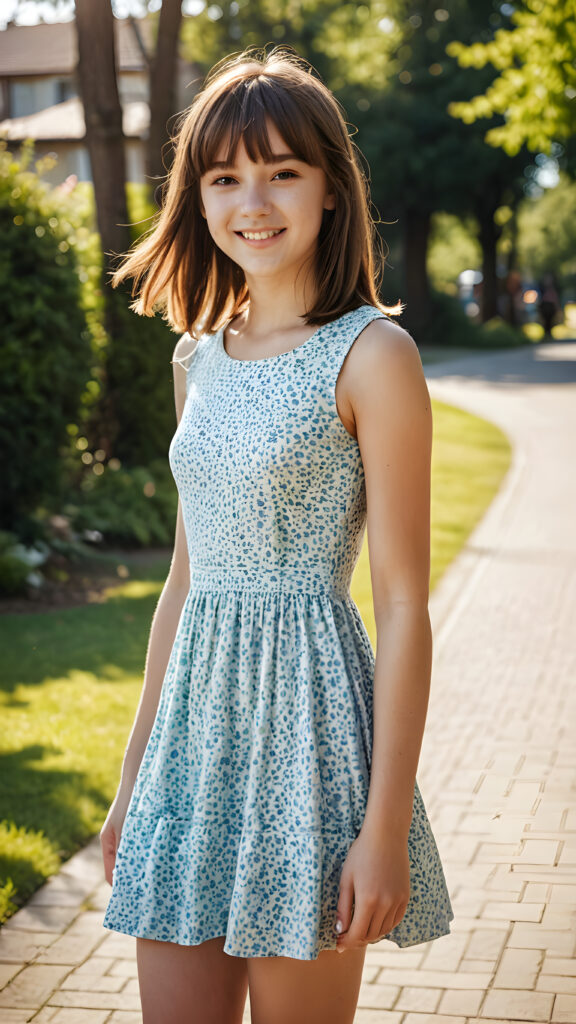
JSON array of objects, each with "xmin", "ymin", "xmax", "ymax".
[
  {"xmin": 63, "ymin": 457, "xmax": 178, "ymax": 548},
  {"xmin": 0, "ymin": 531, "xmax": 33, "ymax": 596},
  {"xmin": 428, "ymin": 212, "xmax": 482, "ymax": 294},
  {"xmin": 0, "ymin": 142, "xmax": 94, "ymax": 538},
  {"xmin": 419, "ymin": 289, "xmax": 526, "ymax": 349},
  {"xmin": 447, "ymin": 0, "xmax": 576, "ymax": 156},
  {"xmin": 518, "ymin": 172, "xmax": 576, "ymax": 281}
]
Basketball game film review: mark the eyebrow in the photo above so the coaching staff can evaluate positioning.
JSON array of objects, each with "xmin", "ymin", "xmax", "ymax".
[{"xmin": 209, "ymin": 152, "xmax": 302, "ymax": 169}]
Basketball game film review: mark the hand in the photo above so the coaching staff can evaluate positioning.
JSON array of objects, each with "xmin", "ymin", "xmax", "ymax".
[
  {"xmin": 99, "ymin": 790, "xmax": 132, "ymax": 886},
  {"xmin": 333, "ymin": 828, "xmax": 410, "ymax": 952}
]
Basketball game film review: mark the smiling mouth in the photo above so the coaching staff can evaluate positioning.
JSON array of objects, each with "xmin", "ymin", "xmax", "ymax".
[{"xmin": 236, "ymin": 229, "xmax": 286, "ymax": 240}]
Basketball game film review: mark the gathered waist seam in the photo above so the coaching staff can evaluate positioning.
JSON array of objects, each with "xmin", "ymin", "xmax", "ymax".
[{"xmin": 187, "ymin": 563, "xmax": 349, "ymax": 599}]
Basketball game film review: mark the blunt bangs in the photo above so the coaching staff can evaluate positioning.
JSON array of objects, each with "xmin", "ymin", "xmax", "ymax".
[{"xmin": 194, "ymin": 75, "xmax": 328, "ymax": 178}]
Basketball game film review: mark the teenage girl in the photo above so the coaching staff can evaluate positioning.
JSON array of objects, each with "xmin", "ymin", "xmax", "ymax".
[{"xmin": 100, "ymin": 45, "xmax": 453, "ymax": 1024}]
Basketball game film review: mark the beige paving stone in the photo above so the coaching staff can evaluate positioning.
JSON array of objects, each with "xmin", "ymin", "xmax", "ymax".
[
  {"xmin": 549, "ymin": 886, "xmax": 576, "ymax": 904},
  {"xmin": 475, "ymin": 843, "xmax": 522, "ymax": 864},
  {"xmin": 0, "ymin": 965, "xmax": 71, "ymax": 1009},
  {"xmin": 493, "ymin": 947, "xmax": 542, "ymax": 989},
  {"xmin": 402, "ymin": 1015, "xmax": 466, "ymax": 1024},
  {"xmin": 460, "ymin": 959, "xmax": 498, "ymax": 974},
  {"xmin": 0, "ymin": 964, "xmax": 24, "ymax": 988},
  {"xmin": 1, "ymin": 907, "xmax": 81, "ymax": 934},
  {"xmin": 419, "ymin": 932, "xmax": 468, "ymax": 972},
  {"xmin": 120, "ymin": 980, "xmax": 139, "ymax": 996},
  {"xmin": 543, "ymin": 958, "xmax": 576, "ymax": 976},
  {"xmin": 48, "ymin": 1011, "xmax": 111, "ymax": 1023},
  {"xmin": 552, "ymin": 994, "xmax": 576, "ymax": 1023},
  {"xmin": 66, "ymin": 958, "xmax": 116, "ymax": 979},
  {"xmin": 509, "ymin": 923, "xmax": 576, "ymax": 956},
  {"xmin": 485, "ymin": 866, "xmax": 525, "ymax": 893},
  {"xmin": 108, "ymin": 961, "xmax": 138, "ymax": 978},
  {"xmin": 480, "ymin": 988, "xmax": 554, "ymax": 1021},
  {"xmin": 537, "ymin": 976, "xmax": 576, "ymax": 995},
  {"xmin": 540, "ymin": 907, "xmax": 576, "ymax": 928},
  {"xmin": 355, "ymin": 983, "xmax": 400, "ymax": 1009},
  {"xmin": 0, "ymin": 1012, "xmax": 40, "ymax": 1023},
  {"xmin": 47, "ymin": 990, "xmax": 140, "ymax": 1011},
  {"xmin": 0, "ymin": 931, "xmax": 57, "ymax": 965},
  {"xmin": 92, "ymin": 936, "xmax": 136, "ymax": 960},
  {"xmin": 525, "ymin": 884, "xmax": 551, "ymax": 903},
  {"xmin": 482, "ymin": 901, "xmax": 544, "ymax": 922},
  {"xmin": 107, "ymin": 1014, "xmax": 143, "ymax": 1024},
  {"xmin": 353, "ymin": 1013, "xmax": 403, "ymax": 1024},
  {"xmin": 35, "ymin": 933, "xmax": 106, "ymax": 967},
  {"xmin": 438, "ymin": 987, "xmax": 484, "ymax": 1015},
  {"xmin": 465, "ymin": 930, "xmax": 508, "ymax": 961},
  {"xmin": 395, "ymin": 986, "xmax": 442, "ymax": 1012},
  {"xmin": 514, "ymin": 841, "xmax": 560, "ymax": 866},
  {"xmin": 359, "ymin": 968, "xmax": 493, "ymax": 990},
  {"xmin": 60, "ymin": 973, "xmax": 125, "ymax": 992}
]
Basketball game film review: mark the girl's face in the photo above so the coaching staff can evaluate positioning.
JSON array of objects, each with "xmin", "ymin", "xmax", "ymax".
[{"xmin": 199, "ymin": 120, "xmax": 336, "ymax": 288}]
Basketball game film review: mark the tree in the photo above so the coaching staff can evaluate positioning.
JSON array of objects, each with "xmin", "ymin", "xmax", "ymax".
[
  {"xmin": 127, "ymin": 1, "xmax": 184, "ymax": 192},
  {"xmin": 74, "ymin": 0, "xmax": 131, "ymax": 262},
  {"xmin": 446, "ymin": 0, "xmax": 576, "ymax": 158}
]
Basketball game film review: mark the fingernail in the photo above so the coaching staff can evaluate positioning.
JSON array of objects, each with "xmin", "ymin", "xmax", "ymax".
[
  {"xmin": 337, "ymin": 945, "xmax": 345, "ymax": 954},
  {"xmin": 335, "ymin": 919, "xmax": 343, "ymax": 934}
]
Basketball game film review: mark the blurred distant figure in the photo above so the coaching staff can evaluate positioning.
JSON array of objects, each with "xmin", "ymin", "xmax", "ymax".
[{"xmin": 538, "ymin": 273, "xmax": 561, "ymax": 337}]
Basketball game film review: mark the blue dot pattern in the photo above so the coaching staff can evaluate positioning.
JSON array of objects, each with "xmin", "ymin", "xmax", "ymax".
[{"xmin": 102, "ymin": 304, "xmax": 454, "ymax": 959}]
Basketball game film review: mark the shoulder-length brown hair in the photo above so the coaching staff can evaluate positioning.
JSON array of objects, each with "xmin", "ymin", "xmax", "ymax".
[{"xmin": 112, "ymin": 45, "xmax": 403, "ymax": 335}]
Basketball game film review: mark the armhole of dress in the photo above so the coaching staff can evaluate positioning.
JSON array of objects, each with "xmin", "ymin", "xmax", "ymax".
[
  {"xmin": 171, "ymin": 333, "xmax": 200, "ymax": 397},
  {"xmin": 332, "ymin": 309, "xmax": 393, "ymax": 438}
]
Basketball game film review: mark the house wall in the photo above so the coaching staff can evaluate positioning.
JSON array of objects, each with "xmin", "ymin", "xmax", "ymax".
[
  {"xmin": 6, "ymin": 137, "xmax": 145, "ymax": 186},
  {"xmin": 10, "ymin": 75, "xmax": 75, "ymax": 117},
  {"xmin": 7, "ymin": 70, "xmax": 147, "ymax": 119}
]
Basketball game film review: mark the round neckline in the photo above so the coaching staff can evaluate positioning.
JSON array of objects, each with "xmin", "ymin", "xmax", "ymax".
[
  {"xmin": 215, "ymin": 305, "xmax": 377, "ymax": 366},
  {"xmin": 218, "ymin": 320, "xmax": 327, "ymax": 366}
]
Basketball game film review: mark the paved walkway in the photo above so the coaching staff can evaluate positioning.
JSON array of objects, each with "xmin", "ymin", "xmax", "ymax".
[{"xmin": 1, "ymin": 339, "xmax": 575, "ymax": 1023}]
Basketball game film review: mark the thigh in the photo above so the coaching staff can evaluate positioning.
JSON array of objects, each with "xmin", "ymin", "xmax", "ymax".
[
  {"xmin": 247, "ymin": 946, "xmax": 367, "ymax": 1024},
  {"xmin": 136, "ymin": 935, "xmax": 249, "ymax": 1024}
]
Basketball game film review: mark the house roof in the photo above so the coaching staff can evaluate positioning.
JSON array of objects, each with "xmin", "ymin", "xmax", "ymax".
[
  {"xmin": 0, "ymin": 96, "xmax": 150, "ymax": 141},
  {"xmin": 0, "ymin": 18, "xmax": 153, "ymax": 78}
]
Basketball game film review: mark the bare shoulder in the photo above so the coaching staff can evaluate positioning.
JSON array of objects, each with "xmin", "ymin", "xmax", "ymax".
[
  {"xmin": 341, "ymin": 316, "xmax": 426, "ymax": 402},
  {"xmin": 354, "ymin": 316, "xmax": 421, "ymax": 372}
]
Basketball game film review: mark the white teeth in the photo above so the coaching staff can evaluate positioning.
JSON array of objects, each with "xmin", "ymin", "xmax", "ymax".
[{"xmin": 241, "ymin": 229, "xmax": 283, "ymax": 240}]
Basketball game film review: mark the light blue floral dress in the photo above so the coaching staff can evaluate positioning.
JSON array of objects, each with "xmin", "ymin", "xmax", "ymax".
[{"xmin": 102, "ymin": 304, "xmax": 454, "ymax": 960}]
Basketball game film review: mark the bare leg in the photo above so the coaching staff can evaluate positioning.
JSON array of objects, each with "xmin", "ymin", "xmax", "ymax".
[
  {"xmin": 137, "ymin": 935, "xmax": 249, "ymax": 1024},
  {"xmin": 247, "ymin": 945, "xmax": 367, "ymax": 1024}
]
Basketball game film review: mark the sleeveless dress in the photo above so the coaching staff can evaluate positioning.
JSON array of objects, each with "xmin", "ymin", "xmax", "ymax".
[{"xmin": 102, "ymin": 304, "xmax": 454, "ymax": 960}]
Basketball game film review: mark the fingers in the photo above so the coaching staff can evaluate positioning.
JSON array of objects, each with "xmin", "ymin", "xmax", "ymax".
[
  {"xmin": 100, "ymin": 828, "xmax": 117, "ymax": 886},
  {"xmin": 334, "ymin": 874, "xmax": 354, "ymax": 949},
  {"xmin": 336, "ymin": 899, "xmax": 409, "ymax": 952}
]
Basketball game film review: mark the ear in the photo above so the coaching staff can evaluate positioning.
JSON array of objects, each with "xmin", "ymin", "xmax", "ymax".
[{"xmin": 323, "ymin": 191, "xmax": 336, "ymax": 211}]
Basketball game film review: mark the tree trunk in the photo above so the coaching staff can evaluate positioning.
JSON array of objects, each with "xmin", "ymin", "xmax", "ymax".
[
  {"xmin": 75, "ymin": 0, "xmax": 133, "ymax": 458},
  {"xmin": 477, "ymin": 211, "xmax": 500, "ymax": 322},
  {"xmin": 146, "ymin": 0, "xmax": 183, "ymax": 197},
  {"xmin": 74, "ymin": 0, "xmax": 131, "ymax": 264},
  {"xmin": 402, "ymin": 207, "xmax": 432, "ymax": 341}
]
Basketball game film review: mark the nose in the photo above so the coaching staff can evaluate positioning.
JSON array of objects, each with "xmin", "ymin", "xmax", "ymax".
[{"xmin": 240, "ymin": 182, "xmax": 272, "ymax": 218}]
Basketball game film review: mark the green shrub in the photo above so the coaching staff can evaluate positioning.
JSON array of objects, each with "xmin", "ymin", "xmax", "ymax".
[
  {"xmin": 476, "ymin": 316, "xmax": 526, "ymax": 348},
  {"xmin": 63, "ymin": 457, "xmax": 178, "ymax": 548},
  {"xmin": 0, "ymin": 142, "xmax": 93, "ymax": 539}
]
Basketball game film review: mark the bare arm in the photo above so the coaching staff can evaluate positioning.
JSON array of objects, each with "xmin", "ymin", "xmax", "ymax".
[
  {"xmin": 352, "ymin": 319, "xmax": 433, "ymax": 841},
  {"xmin": 334, "ymin": 318, "xmax": 433, "ymax": 949},
  {"xmin": 100, "ymin": 332, "xmax": 195, "ymax": 881}
]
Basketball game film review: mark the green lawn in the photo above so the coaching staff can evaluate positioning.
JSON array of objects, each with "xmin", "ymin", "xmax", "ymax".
[{"xmin": 0, "ymin": 397, "xmax": 511, "ymax": 925}]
